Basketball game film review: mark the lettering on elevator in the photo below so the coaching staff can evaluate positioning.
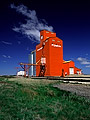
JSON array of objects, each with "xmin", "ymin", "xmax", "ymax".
[
  {"xmin": 51, "ymin": 43, "xmax": 61, "ymax": 48},
  {"xmin": 37, "ymin": 47, "xmax": 43, "ymax": 51}
]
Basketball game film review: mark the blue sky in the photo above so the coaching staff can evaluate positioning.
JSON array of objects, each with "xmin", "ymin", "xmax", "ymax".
[{"xmin": 0, "ymin": 0, "xmax": 90, "ymax": 75}]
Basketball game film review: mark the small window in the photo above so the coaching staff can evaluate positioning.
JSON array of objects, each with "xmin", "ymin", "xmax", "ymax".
[
  {"xmin": 57, "ymin": 41, "xmax": 60, "ymax": 42},
  {"xmin": 46, "ymin": 31, "xmax": 49, "ymax": 33},
  {"xmin": 52, "ymin": 39, "xmax": 55, "ymax": 41},
  {"xmin": 41, "ymin": 35, "xmax": 43, "ymax": 40},
  {"xmin": 51, "ymin": 32, "xmax": 54, "ymax": 34}
]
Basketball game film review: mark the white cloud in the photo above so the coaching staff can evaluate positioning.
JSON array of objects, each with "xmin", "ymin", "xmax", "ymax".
[
  {"xmin": 86, "ymin": 53, "xmax": 88, "ymax": 56},
  {"xmin": 81, "ymin": 61, "xmax": 90, "ymax": 65},
  {"xmin": 3, "ymin": 61, "xmax": 7, "ymax": 63},
  {"xmin": 77, "ymin": 57, "xmax": 90, "ymax": 65},
  {"xmin": 8, "ymin": 56, "xmax": 12, "ymax": 58},
  {"xmin": 26, "ymin": 47, "xmax": 34, "ymax": 52},
  {"xmin": 17, "ymin": 41, "xmax": 21, "ymax": 44},
  {"xmin": 2, "ymin": 55, "xmax": 7, "ymax": 58},
  {"xmin": 2, "ymin": 41, "xmax": 12, "ymax": 45},
  {"xmin": 11, "ymin": 4, "xmax": 53, "ymax": 42},
  {"xmin": 2, "ymin": 55, "xmax": 12, "ymax": 59},
  {"xmin": 11, "ymin": 4, "xmax": 38, "ymax": 20},
  {"xmin": 86, "ymin": 65, "xmax": 90, "ymax": 68}
]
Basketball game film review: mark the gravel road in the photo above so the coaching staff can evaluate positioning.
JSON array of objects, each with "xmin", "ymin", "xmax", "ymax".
[{"xmin": 53, "ymin": 83, "xmax": 90, "ymax": 100}]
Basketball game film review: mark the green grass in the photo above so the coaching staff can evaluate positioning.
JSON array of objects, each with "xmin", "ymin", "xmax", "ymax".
[{"xmin": 0, "ymin": 77, "xmax": 90, "ymax": 120}]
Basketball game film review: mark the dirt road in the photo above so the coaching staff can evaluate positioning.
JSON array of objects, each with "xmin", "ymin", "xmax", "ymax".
[{"xmin": 54, "ymin": 83, "xmax": 90, "ymax": 100}]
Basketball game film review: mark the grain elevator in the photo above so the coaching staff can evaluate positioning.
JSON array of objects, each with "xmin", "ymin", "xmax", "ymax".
[{"xmin": 29, "ymin": 30, "xmax": 81, "ymax": 77}]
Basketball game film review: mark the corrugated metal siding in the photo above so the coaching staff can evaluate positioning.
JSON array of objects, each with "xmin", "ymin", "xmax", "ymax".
[
  {"xmin": 28, "ymin": 54, "xmax": 33, "ymax": 76},
  {"xmin": 28, "ymin": 50, "xmax": 36, "ymax": 76},
  {"xmin": 33, "ymin": 51, "xmax": 36, "ymax": 76}
]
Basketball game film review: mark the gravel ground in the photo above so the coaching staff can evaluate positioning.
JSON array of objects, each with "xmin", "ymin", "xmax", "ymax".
[{"xmin": 54, "ymin": 83, "xmax": 90, "ymax": 100}]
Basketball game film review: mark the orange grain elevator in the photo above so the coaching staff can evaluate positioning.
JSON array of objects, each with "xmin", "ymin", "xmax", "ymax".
[
  {"xmin": 36, "ymin": 30, "xmax": 63, "ymax": 76},
  {"xmin": 29, "ymin": 30, "xmax": 82, "ymax": 77}
]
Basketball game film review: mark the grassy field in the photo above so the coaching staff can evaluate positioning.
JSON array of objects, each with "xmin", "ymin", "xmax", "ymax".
[{"xmin": 0, "ymin": 77, "xmax": 90, "ymax": 120}]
